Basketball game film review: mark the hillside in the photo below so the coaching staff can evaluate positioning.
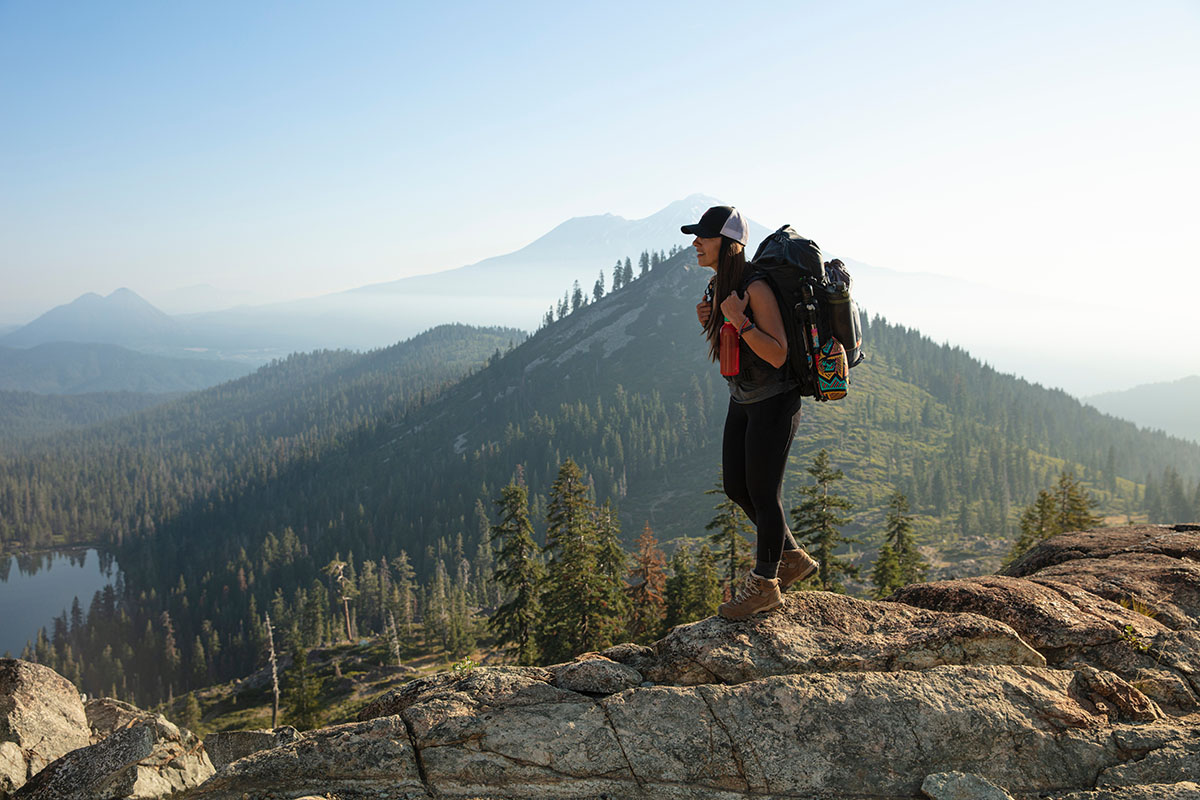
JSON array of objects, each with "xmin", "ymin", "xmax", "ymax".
[
  {"xmin": 0, "ymin": 391, "xmax": 170, "ymax": 446},
  {"xmin": 0, "ymin": 323, "xmax": 525, "ymax": 552},
  {"xmin": 1087, "ymin": 375, "xmax": 1200, "ymax": 444},
  {"xmin": 0, "ymin": 342, "xmax": 252, "ymax": 394}
]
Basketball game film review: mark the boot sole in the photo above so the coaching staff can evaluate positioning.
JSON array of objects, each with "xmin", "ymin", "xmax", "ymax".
[{"xmin": 718, "ymin": 596, "xmax": 785, "ymax": 621}]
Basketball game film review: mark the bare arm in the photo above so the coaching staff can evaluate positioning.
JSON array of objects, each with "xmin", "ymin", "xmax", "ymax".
[{"xmin": 719, "ymin": 281, "xmax": 788, "ymax": 368}]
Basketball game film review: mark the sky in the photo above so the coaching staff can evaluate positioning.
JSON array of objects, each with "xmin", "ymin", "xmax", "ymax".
[{"xmin": 2, "ymin": 0, "xmax": 1198, "ymax": 329}]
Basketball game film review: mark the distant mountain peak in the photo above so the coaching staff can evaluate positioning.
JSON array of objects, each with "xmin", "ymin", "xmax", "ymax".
[{"xmin": 2, "ymin": 287, "xmax": 180, "ymax": 349}]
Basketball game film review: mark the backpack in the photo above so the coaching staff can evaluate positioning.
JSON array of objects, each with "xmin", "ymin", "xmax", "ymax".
[{"xmin": 749, "ymin": 225, "xmax": 864, "ymax": 401}]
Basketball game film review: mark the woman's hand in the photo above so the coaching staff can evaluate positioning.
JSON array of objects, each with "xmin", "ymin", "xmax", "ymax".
[
  {"xmin": 696, "ymin": 299, "xmax": 712, "ymax": 327},
  {"xmin": 719, "ymin": 290, "xmax": 749, "ymax": 327}
]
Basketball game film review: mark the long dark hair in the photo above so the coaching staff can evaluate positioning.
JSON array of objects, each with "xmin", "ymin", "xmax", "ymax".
[{"xmin": 703, "ymin": 237, "xmax": 747, "ymax": 361}]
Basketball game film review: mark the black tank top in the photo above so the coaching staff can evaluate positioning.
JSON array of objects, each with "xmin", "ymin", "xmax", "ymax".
[{"xmin": 725, "ymin": 273, "xmax": 799, "ymax": 404}]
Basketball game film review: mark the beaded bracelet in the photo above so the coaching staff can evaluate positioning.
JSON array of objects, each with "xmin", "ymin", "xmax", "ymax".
[{"xmin": 740, "ymin": 320, "xmax": 756, "ymax": 334}]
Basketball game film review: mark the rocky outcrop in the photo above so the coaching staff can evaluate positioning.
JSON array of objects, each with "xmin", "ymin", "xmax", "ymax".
[
  {"xmin": 893, "ymin": 524, "xmax": 1200, "ymax": 713},
  {"xmin": 12, "ymin": 714, "xmax": 212, "ymax": 799},
  {"xmin": 630, "ymin": 590, "xmax": 1047, "ymax": 685},
  {"xmin": 84, "ymin": 698, "xmax": 155, "ymax": 745},
  {"xmin": 0, "ymin": 659, "xmax": 89, "ymax": 797},
  {"xmin": 95, "ymin": 525, "xmax": 1200, "ymax": 798},
  {"xmin": 203, "ymin": 726, "xmax": 302, "ymax": 771}
]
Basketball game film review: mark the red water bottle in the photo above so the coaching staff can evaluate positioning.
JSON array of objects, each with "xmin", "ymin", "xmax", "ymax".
[{"xmin": 719, "ymin": 319, "xmax": 740, "ymax": 376}]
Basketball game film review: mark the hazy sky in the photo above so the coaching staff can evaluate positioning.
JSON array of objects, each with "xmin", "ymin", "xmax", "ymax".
[{"xmin": 2, "ymin": 0, "xmax": 1198, "ymax": 323}]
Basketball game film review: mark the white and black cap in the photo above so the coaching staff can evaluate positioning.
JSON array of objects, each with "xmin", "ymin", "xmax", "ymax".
[{"xmin": 681, "ymin": 205, "xmax": 749, "ymax": 246}]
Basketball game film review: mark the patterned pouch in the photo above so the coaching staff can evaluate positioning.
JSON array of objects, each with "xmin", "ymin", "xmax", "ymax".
[{"xmin": 816, "ymin": 338, "xmax": 849, "ymax": 400}]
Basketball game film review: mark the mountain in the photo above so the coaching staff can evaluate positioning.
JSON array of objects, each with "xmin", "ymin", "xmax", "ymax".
[
  {"xmin": 0, "ymin": 342, "xmax": 252, "ymax": 394},
  {"xmin": 177, "ymin": 195, "xmax": 765, "ymax": 354},
  {"xmin": 354, "ymin": 193, "xmax": 770, "ymax": 297},
  {"xmin": 1086, "ymin": 375, "xmax": 1200, "ymax": 444},
  {"xmin": 1, "ymin": 289, "xmax": 184, "ymax": 351}
]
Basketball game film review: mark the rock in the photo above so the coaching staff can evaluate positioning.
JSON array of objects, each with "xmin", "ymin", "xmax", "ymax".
[
  {"xmin": 12, "ymin": 714, "xmax": 212, "ymax": 799},
  {"xmin": 218, "ymin": 663, "xmax": 1159, "ymax": 799},
  {"xmin": 1096, "ymin": 731, "xmax": 1200, "ymax": 789},
  {"xmin": 0, "ymin": 659, "xmax": 90, "ymax": 796},
  {"xmin": 186, "ymin": 716, "xmax": 422, "ymax": 800},
  {"xmin": 547, "ymin": 655, "xmax": 643, "ymax": 694},
  {"xmin": 892, "ymin": 576, "xmax": 1168, "ymax": 657},
  {"xmin": 1051, "ymin": 783, "xmax": 1200, "ymax": 799},
  {"xmin": 922, "ymin": 770, "xmax": 1015, "ymax": 799},
  {"xmin": 641, "ymin": 591, "xmax": 1045, "ymax": 686},
  {"xmin": 84, "ymin": 697, "xmax": 154, "ymax": 744},
  {"xmin": 355, "ymin": 665, "xmax": 552, "ymax": 723},
  {"xmin": 1031, "ymin": 554, "xmax": 1200, "ymax": 631},
  {"xmin": 203, "ymin": 726, "xmax": 302, "ymax": 771},
  {"xmin": 1004, "ymin": 525, "xmax": 1200, "ymax": 579}
]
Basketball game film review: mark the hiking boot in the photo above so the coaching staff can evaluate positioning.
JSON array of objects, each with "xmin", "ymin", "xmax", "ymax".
[
  {"xmin": 718, "ymin": 571, "xmax": 784, "ymax": 621},
  {"xmin": 777, "ymin": 548, "xmax": 819, "ymax": 591}
]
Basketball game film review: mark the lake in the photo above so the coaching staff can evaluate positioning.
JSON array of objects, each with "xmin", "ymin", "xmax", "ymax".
[{"xmin": 0, "ymin": 548, "xmax": 120, "ymax": 657}]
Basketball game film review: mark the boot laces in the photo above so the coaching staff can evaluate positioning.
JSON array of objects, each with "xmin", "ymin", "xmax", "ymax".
[{"xmin": 732, "ymin": 572, "xmax": 759, "ymax": 604}]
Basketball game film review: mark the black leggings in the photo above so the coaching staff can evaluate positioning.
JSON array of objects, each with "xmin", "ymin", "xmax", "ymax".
[{"xmin": 722, "ymin": 387, "xmax": 803, "ymax": 577}]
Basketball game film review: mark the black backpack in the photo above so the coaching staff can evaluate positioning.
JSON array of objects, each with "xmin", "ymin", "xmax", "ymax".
[{"xmin": 750, "ymin": 225, "xmax": 864, "ymax": 401}]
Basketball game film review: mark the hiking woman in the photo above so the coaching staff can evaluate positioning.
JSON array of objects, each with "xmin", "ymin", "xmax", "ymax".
[{"xmin": 685, "ymin": 205, "xmax": 818, "ymax": 620}]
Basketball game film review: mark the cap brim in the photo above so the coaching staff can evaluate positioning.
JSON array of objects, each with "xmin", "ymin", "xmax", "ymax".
[{"xmin": 681, "ymin": 223, "xmax": 721, "ymax": 237}]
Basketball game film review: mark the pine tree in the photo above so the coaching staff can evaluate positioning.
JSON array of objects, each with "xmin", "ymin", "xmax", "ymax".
[
  {"xmin": 639, "ymin": 251, "xmax": 651, "ymax": 277},
  {"xmin": 884, "ymin": 491, "xmax": 927, "ymax": 587},
  {"xmin": 538, "ymin": 459, "xmax": 624, "ymax": 663},
  {"xmin": 663, "ymin": 546, "xmax": 694, "ymax": 630},
  {"xmin": 180, "ymin": 691, "xmax": 202, "ymax": 732},
  {"xmin": 1006, "ymin": 472, "xmax": 1102, "ymax": 565},
  {"xmin": 626, "ymin": 523, "xmax": 667, "ymax": 644},
  {"xmin": 287, "ymin": 647, "xmax": 321, "ymax": 730},
  {"xmin": 691, "ymin": 545, "xmax": 722, "ymax": 619},
  {"xmin": 622, "ymin": 257, "xmax": 633, "ymax": 285},
  {"xmin": 1054, "ymin": 472, "xmax": 1103, "ymax": 531},
  {"xmin": 489, "ymin": 478, "xmax": 544, "ymax": 665},
  {"xmin": 612, "ymin": 259, "xmax": 624, "ymax": 291},
  {"xmin": 870, "ymin": 544, "xmax": 902, "ymax": 599},
  {"xmin": 593, "ymin": 270, "xmax": 605, "ymax": 302},
  {"xmin": 571, "ymin": 281, "xmax": 584, "ymax": 313},
  {"xmin": 791, "ymin": 450, "xmax": 859, "ymax": 592},
  {"xmin": 594, "ymin": 500, "xmax": 631, "ymax": 644},
  {"xmin": 705, "ymin": 472, "xmax": 753, "ymax": 598}
]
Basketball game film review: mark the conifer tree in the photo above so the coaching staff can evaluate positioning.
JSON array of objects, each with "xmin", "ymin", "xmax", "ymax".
[
  {"xmin": 791, "ymin": 450, "xmax": 859, "ymax": 592},
  {"xmin": 692, "ymin": 545, "xmax": 722, "ymax": 619},
  {"xmin": 870, "ymin": 544, "xmax": 902, "ymax": 599},
  {"xmin": 612, "ymin": 259, "xmax": 624, "ymax": 291},
  {"xmin": 571, "ymin": 281, "xmax": 584, "ymax": 313},
  {"xmin": 538, "ymin": 459, "xmax": 624, "ymax": 663},
  {"xmin": 594, "ymin": 500, "xmax": 631, "ymax": 642},
  {"xmin": 639, "ymin": 251, "xmax": 650, "ymax": 276},
  {"xmin": 884, "ymin": 491, "xmax": 927, "ymax": 587},
  {"xmin": 705, "ymin": 472, "xmax": 753, "ymax": 598},
  {"xmin": 1006, "ymin": 471, "xmax": 1102, "ymax": 564},
  {"xmin": 663, "ymin": 546, "xmax": 694, "ymax": 630},
  {"xmin": 489, "ymin": 478, "xmax": 544, "ymax": 665},
  {"xmin": 594, "ymin": 270, "xmax": 605, "ymax": 301},
  {"xmin": 1054, "ymin": 471, "xmax": 1103, "ymax": 531},
  {"xmin": 626, "ymin": 523, "xmax": 667, "ymax": 644},
  {"xmin": 622, "ymin": 257, "xmax": 633, "ymax": 285},
  {"xmin": 391, "ymin": 551, "xmax": 416, "ymax": 638},
  {"xmin": 287, "ymin": 647, "xmax": 321, "ymax": 730}
]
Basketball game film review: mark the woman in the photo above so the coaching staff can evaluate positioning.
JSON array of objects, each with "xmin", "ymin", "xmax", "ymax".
[{"xmin": 684, "ymin": 205, "xmax": 819, "ymax": 620}]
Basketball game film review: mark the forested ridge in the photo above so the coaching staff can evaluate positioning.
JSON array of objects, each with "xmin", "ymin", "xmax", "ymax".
[{"xmin": 6, "ymin": 249, "xmax": 1200, "ymax": 709}]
